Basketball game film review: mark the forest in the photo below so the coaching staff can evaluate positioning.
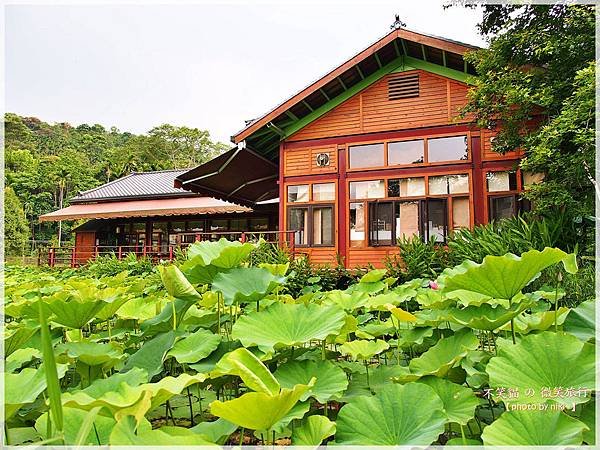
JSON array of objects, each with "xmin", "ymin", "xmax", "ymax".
[{"xmin": 4, "ymin": 113, "xmax": 228, "ymax": 254}]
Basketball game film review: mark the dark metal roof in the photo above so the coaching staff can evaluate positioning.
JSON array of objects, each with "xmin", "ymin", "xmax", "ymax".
[{"xmin": 71, "ymin": 169, "xmax": 195, "ymax": 203}]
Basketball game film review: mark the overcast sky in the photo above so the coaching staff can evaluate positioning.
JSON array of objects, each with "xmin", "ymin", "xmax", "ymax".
[{"xmin": 5, "ymin": 1, "xmax": 485, "ymax": 144}]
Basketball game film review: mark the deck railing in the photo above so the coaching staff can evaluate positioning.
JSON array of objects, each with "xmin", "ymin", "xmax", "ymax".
[{"xmin": 43, "ymin": 230, "xmax": 298, "ymax": 268}]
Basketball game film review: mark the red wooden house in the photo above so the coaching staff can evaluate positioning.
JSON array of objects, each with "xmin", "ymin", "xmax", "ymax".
[{"xmin": 175, "ymin": 27, "xmax": 542, "ymax": 268}]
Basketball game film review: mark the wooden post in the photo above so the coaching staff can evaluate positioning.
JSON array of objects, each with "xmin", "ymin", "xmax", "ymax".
[
  {"xmin": 118, "ymin": 246, "xmax": 122, "ymax": 260},
  {"xmin": 71, "ymin": 247, "xmax": 75, "ymax": 268},
  {"xmin": 142, "ymin": 245, "xmax": 147, "ymax": 257},
  {"xmin": 49, "ymin": 248, "xmax": 55, "ymax": 267},
  {"xmin": 95, "ymin": 246, "xmax": 99, "ymax": 258},
  {"xmin": 240, "ymin": 232, "xmax": 246, "ymax": 243},
  {"xmin": 169, "ymin": 246, "xmax": 173, "ymax": 261}
]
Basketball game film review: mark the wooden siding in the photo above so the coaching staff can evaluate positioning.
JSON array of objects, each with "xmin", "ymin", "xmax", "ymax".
[
  {"xmin": 283, "ymin": 145, "xmax": 338, "ymax": 177},
  {"xmin": 481, "ymin": 129, "xmax": 523, "ymax": 161},
  {"xmin": 288, "ymin": 70, "xmax": 471, "ymax": 142},
  {"xmin": 294, "ymin": 248, "xmax": 339, "ymax": 266},
  {"xmin": 346, "ymin": 248, "xmax": 399, "ymax": 269}
]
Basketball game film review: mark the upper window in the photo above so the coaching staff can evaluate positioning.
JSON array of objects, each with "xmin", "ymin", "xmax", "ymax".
[
  {"xmin": 287, "ymin": 184, "xmax": 309, "ymax": 203},
  {"xmin": 349, "ymin": 143, "xmax": 384, "ymax": 169},
  {"xmin": 429, "ymin": 174, "xmax": 469, "ymax": 195},
  {"xmin": 312, "ymin": 183, "xmax": 335, "ymax": 201},
  {"xmin": 387, "ymin": 139, "xmax": 424, "ymax": 165},
  {"xmin": 428, "ymin": 135, "xmax": 469, "ymax": 162},
  {"xmin": 349, "ymin": 180, "xmax": 385, "ymax": 199},
  {"xmin": 388, "ymin": 177, "xmax": 426, "ymax": 197}
]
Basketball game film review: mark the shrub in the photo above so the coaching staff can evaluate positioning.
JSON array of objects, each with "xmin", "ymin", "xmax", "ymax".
[
  {"xmin": 385, "ymin": 235, "xmax": 450, "ymax": 282},
  {"xmin": 84, "ymin": 252, "xmax": 154, "ymax": 277}
]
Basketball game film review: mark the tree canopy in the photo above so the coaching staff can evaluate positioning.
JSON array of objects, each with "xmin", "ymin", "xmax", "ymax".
[
  {"xmin": 4, "ymin": 113, "xmax": 228, "ymax": 250},
  {"xmin": 457, "ymin": 3, "xmax": 595, "ymax": 218}
]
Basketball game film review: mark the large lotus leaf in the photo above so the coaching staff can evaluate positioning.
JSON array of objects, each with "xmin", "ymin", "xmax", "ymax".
[
  {"xmin": 486, "ymin": 331, "xmax": 594, "ymax": 407},
  {"xmin": 45, "ymin": 293, "xmax": 107, "ymax": 329},
  {"xmin": 158, "ymin": 265, "xmax": 201, "ymax": 303},
  {"xmin": 187, "ymin": 238, "xmax": 256, "ymax": 268},
  {"xmin": 167, "ymin": 328, "xmax": 221, "ymax": 364},
  {"xmin": 189, "ymin": 340, "xmax": 242, "ymax": 373},
  {"xmin": 417, "ymin": 376, "xmax": 479, "ymax": 425},
  {"xmin": 481, "ymin": 409, "xmax": 587, "ymax": 445},
  {"xmin": 190, "ymin": 418, "xmax": 238, "ymax": 445},
  {"xmin": 115, "ymin": 295, "xmax": 165, "ymax": 322},
  {"xmin": 140, "ymin": 298, "xmax": 194, "ymax": 334},
  {"xmin": 355, "ymin": 320, "xmax": 394, "ymax": 339},
  {"xmin": 258, "ymin": 262, "xmax": 290, "ymax": 276},
  {"xmin": 210, "ymin": 382, "xmax": 311, "ymax": 430},
  {"xmin": 339, "ymin": 339, "xmax": 389, "ymax": 361},
  {"xmin": 503, "ymin": 306, "xmax": 570, "ymax": 334},
  {"xmin": 460, "ymin": 350, "xmax": 491, "ymax": 389},
  {"xmin": 110, "ymin": 416, "xmax": 216, "ymax": 445},
  {"xmin": 387, "ymin": 305, "xmax": 417, "ymax": 323},
  {"xmin": 122, "ymin": 331, "xmax": 176, "ymax": 381},
  {"xmin": 62, "ymin": 369, "xmax": 207, "ymax": 421},
  {"xmin": 211, "ymin": 347, "xmax": 280, "ymax": 395},
  {"xmin": 95, "ymin": 290, "xmax": 131, "ymax": 321},
  {"xmin": 254, "ymin": 401, "xmax": 311, "ymax": 437},
  {"xmin": 274, "ymin": 359, "xmax": 348, "ymax": 403},
  {"xmin": 292, "ymin": 415, "xmax": 336, "ymax": 445},
  {"xmin": 335, "ymin": 383, "xmax": 446, "ymax": 445},
  {"xmin": 343, "ymin": 365, "xmax": 407, "ymax": 399},
  {"xmin": 359, "ymin": 268, "xmax": 387, "ymax": 283},
  {"xmin": 5, "ymin": 348, "xmax": 41, "ymax": 373},
  {"xmin": 211, "ymin": 267, "xmax": 286, "ymax": 305},
  {"xmin": 578, "ymin": 400, "xmax": 595, "ymax": 444},
  {"xmin": 231, "ymin": 302, "xmax": 346, "ymax": 352},
  {"xmin": 397, "ymin": 326, "xmax": 434, "ymax": 348},
  {"xmin": 396, "ymin": 329, "xmax": 479, "ymax": 382},
  {"xmin": 5, "ymin": 364, "xmax": 69, "ymax": 419},
  {"xmin": 5, "ymin": 326, "xmax": 38, "ymax": 356},
  {"xmin": 365, "ymin": 292, "xmax": 404, "ymax": 311},
  {"xmin": 564, "ymin": 300, "xmax": 594, "ymax": 342},
  {"xmin": 56, "ymin": 341, "xmax": 124, "ymax": 367},
  {"xmin": 442, "ymin": 248, "xmax": 577, "ymax": 300},
  {"xmin": 444, "ymin": 301, "xmax": 531, "ymax": 331},
  {"xmin": 321, "ymin": 290, "xmax": 368, "ymax": 311},
  {"xmin": 35, "ymin": 406, "xmax": 116, "ymax": 445},
  {"xmin": 415, "ymin": 288, "xmax": 452, "ymax": 309}
]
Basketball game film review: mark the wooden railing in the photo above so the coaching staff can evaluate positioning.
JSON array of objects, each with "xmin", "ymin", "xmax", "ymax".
[{"xmin": 43, "ymin": 230, "xmax": 298, "ymax": 268}]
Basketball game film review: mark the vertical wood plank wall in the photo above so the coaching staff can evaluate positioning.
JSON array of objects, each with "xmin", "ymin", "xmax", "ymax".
[{"xmin": 281, "ymin": 70, "xmax": 522, "ymax": 268}]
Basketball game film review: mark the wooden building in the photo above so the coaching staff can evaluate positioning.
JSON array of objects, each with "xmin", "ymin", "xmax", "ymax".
[
  {"xmin": 39, "ymin": 169, "xmax": 277, "ymax": 265},
  {"xmin": 176, "ymin": 27, "xmax": 542, "ymax": 268}
]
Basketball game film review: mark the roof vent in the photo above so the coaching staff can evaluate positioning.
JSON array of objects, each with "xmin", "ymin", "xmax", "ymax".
[{"xmin": 388, "ymin": 73, "xmax": 419, "ymax": 100}]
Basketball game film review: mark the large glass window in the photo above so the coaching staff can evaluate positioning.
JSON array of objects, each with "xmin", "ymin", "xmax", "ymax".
[
  {"xmin": 427, "ymin": 135, "xmax": 469, "ymax": 162},
  {"xmin": 349, "ymin": 203, "xmax": 365, "ymax": 247},
  {"xmin": 426, "ymin": 199, "xmax": 447, "ymax": 242},
  {"xmin": 287, "ymin": 185, "xmax": 309, "ymax": 203},
  {"xmin": 312, "ymin": 207, "xmax": 334, "ymax": 246},
  {"xmin": 289, "ymin": 208, "xmax": 308, "ymax": 246},
  {"xmin": 487, "ymin": 171, "xmax": 517, "ymax": 192},
  {"xmin": 452, "ymin": 197, "xmax": 470, "ymax": 229},
  {"xmin": 349, "ymin": 143, "xmax": 384, "ymax": 169},
  {"xmin": 429, "ymin": 174, "xmax": 469, "ymax": 195},
  {"xmin": 388, "ymin": 177, "xmax": 425, "ymax": 197},
  {"xmin": 349, "ymin": 180, "xmax": 385, "ymax": 199},
  {"xmin": 388, "ymin": 140, "xmax": 425, "ymax": 165},
  {"xmin": 395, "ymin": 201, "xmax": 420, "ymax": 240},
  {"xmin": 312, "ymin": 183, "xmax": 335, "ymax": 201},
  {"xmin": 489, "ymin": 196, "xmax": 516, "ymax": 221}
]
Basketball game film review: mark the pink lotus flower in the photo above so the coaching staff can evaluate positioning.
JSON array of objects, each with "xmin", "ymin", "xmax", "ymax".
[{"xmin": 429, "ymin": 280, "xmax": 439, "ymax": 290}]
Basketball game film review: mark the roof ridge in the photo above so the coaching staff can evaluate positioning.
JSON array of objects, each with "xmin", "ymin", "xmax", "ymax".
[{"xmin": 130, "ymin": 168, "xmax": 193, "ymax": 175}]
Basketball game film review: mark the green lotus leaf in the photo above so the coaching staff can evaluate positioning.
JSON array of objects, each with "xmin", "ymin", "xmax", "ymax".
[
  {"xmin": 413, "ymin": 308, "xmax": 448, "ymax": 326},
  {"xmin": 231, "ymin": 302, "xmax": 347, "ymax": 352},
  {"xmin": 444, "ymin": 301, "xmax": 532, "ymax": 331},
  {"xmin": 396, "ymin": 326, "xmax": 434, "ymax": 347},
  {"xmin": 418, "ymin": 376, "xmax": 479, "ymax": 425},
  {"xmin": 95, "ymin": 290, "xmax": 131, "ymax": 321},
  {"xmin": 210, "ymin": 382, "xmax": 311, "ymax": 431},
  {"xmin": 211, "ymin": 347, "xmax": 280, "ymax": 395},
  {"xmin": 481, "ymin": 409, "xmax": 587, "ymax": 445},
  {"xmin": 339, "ymin": 339, "xmax": 389, "ymax": 361},
  {"xmin": 190, "ymin": 418, "xmax": 238, "ymax": 445},
  {"xmin": 578, "ymin": 400, "xmax": 595, "ymax": 444},
  {"xmin": 158, "ymin": 265, "xmax": 201, "ymax": 302},
  {"xmin": 445, "ymin": 289, "xmax": 509, "ymax": 308},
  {"xmin": 504, "ymin": 306, "xmax": 570, "ymax": 334},
  {"xmin": 4, "ymin": 325, "xmax": 38, "ymax": 357},
  {"xmin": 57, "ymin": 341, "xmax": 124, "ymax": 367},
  {"xmin": 365, "ymin": 292, "xmax": 403, "ymax": 311},
  {"xmin": 35, "ymin": 406, "xmax": 116, "ymax": 445},
  {"xmin": 387, "ymin": 305, "xmax": 417, "ymax": 322},
  {"xmin": 335, "ymin": 383, "xmax": 446, "ymax": 445},
  {"xmin": 486, "ymin": 331, "xmax": 594, "ymax": 407},
  {"xmin": 415, "ymin": 288, "xmax": 452, "ymax": 309},
  {"xmin": 460, "ymin": 350, "xmax": 491, "ymax": 389},
  {"xmin": 45, "ymin": 293, "xmax": 107, "ymax": 330},
  {"xmin": 396, "ymin": 329, "xmax": 479, "ymax": 382},
  {"xmin": 442, "ymin": 248, "xmax": 577, "ymax": 300},
  {"xmin": 564, "ymin": 300, "xmax": 594, "ymax": 342},
  {"xmin": 211, "ymin": 267, "xmax": 286, "ymax": 305},
  {"xmin": 360, "ymin": 268, "xmax": 387, "ymax": 283},
  {"xmin": 329, "ymin": 314, "xmax": 358, "ymax": 344},
  {"xmin": 115, "ymin": 295, "xmax": 165, "ymax": 322},
  {"xmin": 5, "ymin": 348, "xmax": 41, "ymax": 373},
  {"xmin": 321, "ymin": 290, "xmax": 369, "ymax": 311},
  {"xmin": 187, "ymin": 238, "xmax": 256, "ymax": 268},
  {"xmin": 5, "ymin": 364, "xmax": 69, "ymax": 419},
  {"xmin": 122, "ymin": 331, "xmax": 176, "ymax": 381},
  {"xmin": 110, "ymin": 416, "xmax": 216, "ymax": 445},
  {"xmin": 343, "ymin": 364, "xmax": 407, "ymax": 399},
  {"xmin": 258, "ymin": 262, "xmax": 290, "ymax": 276},
  {"xmin": 189, "ymin": 340, "xmax": 242, "ymax": 373},
  {"xmin": 274, "ymin": 359, "xmax": 348, "ymax": 403},
  {"xmin": 355, "ymin": 320, "xmax": 394, "ymax": 339},
  {"xmin": 167, "ymin": 328, "xmax": 221, "ymax": 364},
  {"xmin": 292, "ymin": 415, "xmax": 336, "ymax": 445},
  {"xmin": 255, "ymin": 401, "xmax": 311, "ymax": 437},
  {"xmin": 446, "ymin": 437, "xmax": 482, "ymax": 445}
]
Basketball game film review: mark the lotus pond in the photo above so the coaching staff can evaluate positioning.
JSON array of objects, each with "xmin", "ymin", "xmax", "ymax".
[{"xmin": 3, "ymin": 239, "xmax": 595, "ymax": 446}]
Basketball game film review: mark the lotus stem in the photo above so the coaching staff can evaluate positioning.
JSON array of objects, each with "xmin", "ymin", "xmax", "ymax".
[
  {"xmin": 321, "ymin": 340, "xmax": 326, "ymax": 360},
  {"xmin": 510, "ymin": 319, "xmax": 516, "ymax": 344},
  {"xmin": 93, "ymin": 423, "xmax": 101, "ymax": 444},
  {"xmin": 171, "ymin": 300, "xmax": 177, "ymax": 331},
  {"xmin": 460, "ymin": 424, "xmax": 467, "ymax": 445},
  {"xmin": 187, "ymin": 387, "xmax": 194, "ymax": 426},
  {"xmin": 239, "ymin": 427, "xmax": 244, "ymax": 445},
  {"xmin": 554, "ymin": 271, "xmax": 562, "ymax": 332}
]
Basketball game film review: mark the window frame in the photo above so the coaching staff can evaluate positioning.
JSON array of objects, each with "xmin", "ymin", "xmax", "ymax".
[{"xmin": 287, "ymin": 204, "xmax": 335, "ymax": 248}]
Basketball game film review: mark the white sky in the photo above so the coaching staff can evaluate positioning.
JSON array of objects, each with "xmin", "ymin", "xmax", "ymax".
[{"xmin": 5, "ymin": 0, "xmax": 485, "ymax": 144}]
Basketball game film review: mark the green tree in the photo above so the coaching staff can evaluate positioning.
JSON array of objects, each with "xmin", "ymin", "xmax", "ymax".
[
  {"xmin": 457, "ymin": 3, "xmax": 595, "ymax": 217},
  {"xmin": 4, "ymin": 186, "xmax": 30, "ymax": 256}
]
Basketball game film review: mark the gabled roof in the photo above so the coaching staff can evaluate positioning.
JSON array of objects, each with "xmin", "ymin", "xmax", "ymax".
[
  {"xmin": 71, "ymin": 169, "xmax": 195, "ymax": 203},
  {"xmin": 232, "ymin": 27, "xmax": 480, "ymax": 161}
]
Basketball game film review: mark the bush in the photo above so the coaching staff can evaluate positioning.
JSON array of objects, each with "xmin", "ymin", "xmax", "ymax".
[
  {"xmin": 385, "ymin": 235, "xmax": 450, "ymax": 282},
  {"xmin": 284, "ymin": 254, "xmax": 358, "ymax": 297},
  {"xmin": 84, "ymin": 252, "xmax": 154, "ymax": 277}
]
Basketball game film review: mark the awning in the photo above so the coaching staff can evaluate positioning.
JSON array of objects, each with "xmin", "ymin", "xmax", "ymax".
[
  {"xmin": 174, "ymin": 147, "xmax": 279, "ymax": 206},
  {"xmin": 39, "ymin": 197, "xmax": 251, "ymax": 222}
]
